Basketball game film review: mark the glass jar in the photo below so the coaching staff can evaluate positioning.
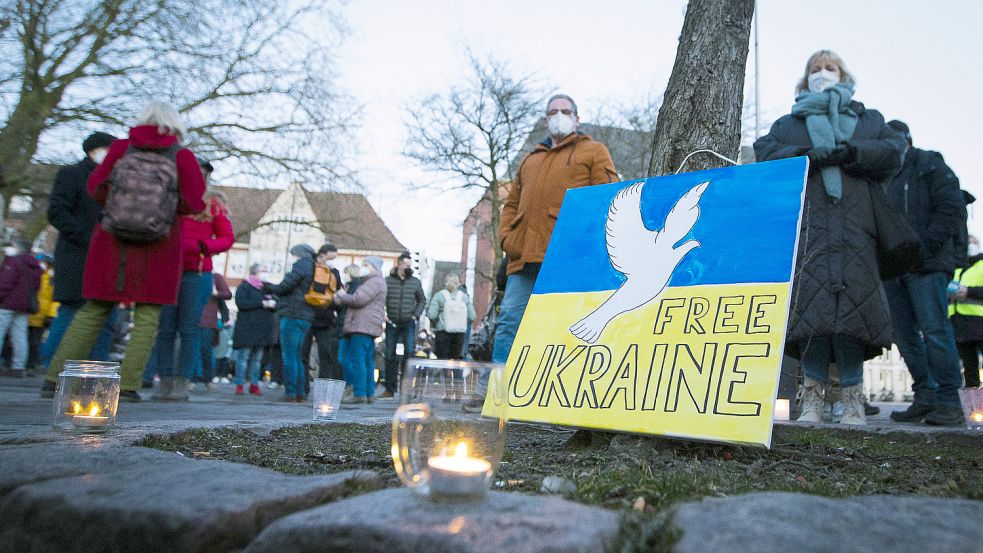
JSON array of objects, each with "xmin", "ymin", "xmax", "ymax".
[
  {"xmin": 392, "ymin": 359, "xmax": 507, "ymax": 501},
  {"xmin": 51, "ymin": 360, "xmax": 121, "ymax": 434}
]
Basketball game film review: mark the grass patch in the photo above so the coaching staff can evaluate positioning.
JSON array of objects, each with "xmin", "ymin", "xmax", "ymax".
[{"xmin": 140, "ymin": 423, "xmax": 983, "ymax": 550}]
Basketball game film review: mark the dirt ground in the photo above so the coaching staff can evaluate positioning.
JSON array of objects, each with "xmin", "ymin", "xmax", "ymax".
[{"xmin": 142, "ymin": 422, "xmax": 983, "ymax": 513}]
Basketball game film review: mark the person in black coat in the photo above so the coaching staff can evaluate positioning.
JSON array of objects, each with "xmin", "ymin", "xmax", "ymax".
[
  {"xmin": 233, "ymin": 263, "xmax": 276, "ymax": 395},
  {"xmin": 754, "ymin": 50, "xmax": 905, "ymax": 425},
  {"xmin": 263, "ymin": 244, "xmax": 316, "ymax": 401},
  {"xmin": 882, "ymin": 120, "xmax": 967, "ymax": 426},
  {"xmin": 950, "ymin": 236, "xmax": 983, "ymax": 388},
  {"xmin": 39, "ymin": 133, "xmax": 120, "ymax": 374}
]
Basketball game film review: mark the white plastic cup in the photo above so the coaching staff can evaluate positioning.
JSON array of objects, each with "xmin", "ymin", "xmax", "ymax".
[{"xmin": 313, "ymin": 378, "xmax": 346, "ymax": 421}]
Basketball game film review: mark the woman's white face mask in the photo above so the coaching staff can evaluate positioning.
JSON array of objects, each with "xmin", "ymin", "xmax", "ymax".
[
  {"xmin": 358, "ymin": 265, "xmax": 372, "ymax": 278},
  {"xmin": 89, "ymin": 148, "xmax": 108, "ymax": 165},
  {"xmin": 807, "ymin": 69, "xmax": 841, "ymax": 93},
  {"xmin": 3, "ymin": 247, "xmax": 17, "ymax": 257}
]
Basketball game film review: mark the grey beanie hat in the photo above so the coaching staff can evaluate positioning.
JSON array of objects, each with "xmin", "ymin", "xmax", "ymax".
[
  {"xmin": 363, "ymin": 255, "xmax": 383, "ymax": 272},
  {"xmin": 289, "ymin": 244, "xmax": 315, "ymax": 258}
]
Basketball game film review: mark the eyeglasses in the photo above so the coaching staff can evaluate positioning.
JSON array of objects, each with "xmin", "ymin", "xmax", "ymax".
[{"xmin": 546, "ymin": 109, "xmax": 575, "ymax": 116}]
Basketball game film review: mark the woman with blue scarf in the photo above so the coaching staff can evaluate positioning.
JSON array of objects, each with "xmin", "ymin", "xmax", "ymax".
[{"xmin": 755, "ymin": 50, "xmax": 906, "ymax": 425}]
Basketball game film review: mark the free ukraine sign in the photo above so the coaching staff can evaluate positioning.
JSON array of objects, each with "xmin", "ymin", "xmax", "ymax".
[{"xmin": 492, "ymin": 158, "xmax": 807, "ymax": 448}]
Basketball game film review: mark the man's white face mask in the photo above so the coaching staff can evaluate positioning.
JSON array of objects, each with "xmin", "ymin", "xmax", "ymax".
[
  {"xmin": 807, "ymin": 69, "xmax": 840, "ymax": 93},
  {"xmin": 3, "ymin": 247, "xmax": 17, "ymax": 257},
  {"xmin": 89, "ymin": 148, "xmax": 108, "ymax": 165},
  {"xmin": 547, "ymin": 112, "xmax": 576, "ymax": 138}
]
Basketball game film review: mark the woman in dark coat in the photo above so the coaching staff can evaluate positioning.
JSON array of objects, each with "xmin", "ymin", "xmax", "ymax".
[
  {"xmin": 754, "ymin": 50, "xmax": 906, "ymax": 425},
  {"xmin": 233, "ymin": 263, "xmax": 277, "ymax": 396},
  {"xmin": 43, "ymin": 101, "xmax": 206, "ymax": 401}
]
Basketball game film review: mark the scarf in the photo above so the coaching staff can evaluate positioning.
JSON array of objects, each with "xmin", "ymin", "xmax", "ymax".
[
  {"xmin": 791, "ymin": 82, "xmax": 858, "ymax": 201},
  {"xmin": 245, "ymin": 275, "xmax": 264, "ymax": 290}
]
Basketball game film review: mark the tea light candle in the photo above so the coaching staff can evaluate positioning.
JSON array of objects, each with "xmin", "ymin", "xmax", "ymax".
[
  {"xmin": 427, "ymin": 442, "xmax": 491, "ymax": 499},
  {"xmin": 775, "ymin": 399, "xmax": 790, "ymax": 421},
  {"xmin": 71, "ymin": 402, "xmax": 108, "ymax": 431},
  {"xmin": 971, "ymin": 411, "xmax": 983, "ymax": 424}
]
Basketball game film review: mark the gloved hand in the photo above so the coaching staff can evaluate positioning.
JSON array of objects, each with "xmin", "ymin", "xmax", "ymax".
[
  {"xmin": 805, "ymin": 146, "xmax": 834, "ymax": 166},
  {"xmin": 825, "ymin": 144, "xmax": 856, "ymax": 166}
]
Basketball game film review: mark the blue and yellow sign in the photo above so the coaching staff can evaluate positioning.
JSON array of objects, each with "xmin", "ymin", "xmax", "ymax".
[{"xmin": 490, "ymin": 158, "xmax": 807, "ymax": 448}]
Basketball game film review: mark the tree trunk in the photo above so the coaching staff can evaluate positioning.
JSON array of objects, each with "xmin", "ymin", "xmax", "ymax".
[{"xmin": 648, "ymin": 0, "xmax": 755, "ymax": 176}]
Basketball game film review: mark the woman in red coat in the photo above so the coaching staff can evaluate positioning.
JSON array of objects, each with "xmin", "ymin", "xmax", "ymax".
[
  {"xmin": 151, "ymin": 191, "xmax": 235, "ymax": 401},
  {"xmin": 43, "ymin": 101, "xmax": 206, "ymax": 402}
]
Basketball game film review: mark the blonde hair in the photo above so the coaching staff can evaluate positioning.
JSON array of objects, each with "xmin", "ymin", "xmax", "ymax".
[
  {"xmin": 795, "ymin": 50, "xmax": 856, "ymax": 94},
  {"xmin": 343, "ymin": 263, "xmax": 360, "ymax": 280},
  {"xmin": 135, "ymin": 100, "xmax": 187, "ymax": 139}
]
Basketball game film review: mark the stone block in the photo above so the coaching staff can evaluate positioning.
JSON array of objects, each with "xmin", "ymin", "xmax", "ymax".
[
  {"xmin": 245, "ymin": 487, "xmax": 620, "ymax": 553},
  {"xmin": 0, "ymin": 444, "xmax": 377, "ymax": 553},
  {"xmin": 672, "ymin": 492, "xmax": 983, "ymax": 553}
]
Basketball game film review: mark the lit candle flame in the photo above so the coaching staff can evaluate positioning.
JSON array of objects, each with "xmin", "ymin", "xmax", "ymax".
[
  {"xmin": 972, "ymin": 412, "xmax": 983, "ymax": 423},
  {"xmin": 72, "ymin": 402, "xmax": 81, "ymax": 415},
  {"xmin": 454, "ymin": 442, "xmax": 469, "ymax": 459},
  {"xmin": 88, "ymin": 404, "xmax": 100, "ymax": 416}
]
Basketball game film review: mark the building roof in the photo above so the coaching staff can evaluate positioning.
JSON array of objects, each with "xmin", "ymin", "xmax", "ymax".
[
  {"xmin": 213, "ymin": 185, "xmax": 406, "ymax": 253},
  {"xmin": 510, "ymin": 121, "xmax": 654, "ymax": 181}
]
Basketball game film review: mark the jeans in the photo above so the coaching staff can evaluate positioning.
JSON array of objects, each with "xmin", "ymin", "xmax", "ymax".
[
  {"xmin": 956, "ymin": 341, "xmax": 982, "ymax": 388},
  {"xmin": 384, "ymin": 320, "xmax": 415, "ymax": 393},
  {"xmin": 338, "ymin": 336, "xmax": 351, "ymax": 385},
  {"xmin": 155, "ymin": 272, "xmax": 212, "ymax": 378},
  {"xmin": 200, "ymin": 327, "xmax": 216, "ymax": 382},
  {"xmin": 884, "ymin": 272, "xmax": 963, "ymax": 406},
  {"xmin": 0, "ymin": 309, "xmax": 29, "ymax": 370},
  {"xmin": 46, "ymin": 301, "xmax": 160, "ymax": 391},
  {"xmin": 280, "ymin": 317, "xmax": 312, "ymax": 399},
  {"xmin": 480, "ymin": 264, "xmax": 540, "ymax": 396},
  {"xmin": 347, "ymin": 333, "xmax": 376, "ymax": 398},
  {"xmin": 234, "ymin": 346, "xmax": 263, "ymax": 385},
  {"xmin": 800, "ymin": 334, "xmax": 865, "ymax": 387},
  {"xmin": 40, "ymin": 303, "xmax": 118, "ymax": 368},
  {"xmin": 304, "ymin": 325, "xmax": 342, "ymax": 381},
  {"xmin": 435, "ymin": 331, "xmax": 465, "ymax": 360}
]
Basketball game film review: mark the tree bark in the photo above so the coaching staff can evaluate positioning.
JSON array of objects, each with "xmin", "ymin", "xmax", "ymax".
[{"xmin": 648, "ymin": 0, "xmax": 755, "ymax": 176}]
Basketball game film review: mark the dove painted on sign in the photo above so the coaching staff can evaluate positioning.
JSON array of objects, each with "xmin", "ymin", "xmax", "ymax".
[{"xmin": 568, "ymin": 181, "xmax": 709, "ymax": 344}]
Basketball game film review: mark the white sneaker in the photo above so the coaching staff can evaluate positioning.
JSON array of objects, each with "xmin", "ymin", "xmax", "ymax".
[
  {"xmin": 267, "ymin": 381, "xmax": 279, "ymax": 390},
  {"xmin": 796, "ymin": 377, "xmax": 825, "ymax": 423},
  {"xmin": 220, "ymin": 377, "xmax": 230, "ymax": 384},
  {"xmin": 211, "ymin": 377, "xmax": 220, "ymax": 384}
]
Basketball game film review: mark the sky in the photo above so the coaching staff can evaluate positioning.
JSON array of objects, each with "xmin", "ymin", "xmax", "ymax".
[{"xmin": 335, "ymin": 0, "xmax": 983, "ymax": 262}]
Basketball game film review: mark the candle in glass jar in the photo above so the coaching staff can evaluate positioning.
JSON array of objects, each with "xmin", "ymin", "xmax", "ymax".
[
  {"xmin": 71, "ymin": 402, "xmax": 108, "ymax": 430},
  {"xmin": 774, "ymin": 399, "xmax": 790, "ymax": 421},
  {"xmin": 427, "ymin": 442, "xmax": 491, "ymax": 499}
]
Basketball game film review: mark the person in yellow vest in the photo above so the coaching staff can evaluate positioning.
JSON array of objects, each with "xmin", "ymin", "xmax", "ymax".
[
  {"xmin": 949, "ymin": 235, "xmax": 983, "ymax": 388},
  {"xmin": 28, "ymin": 254, "xmax": 59, "ymax": 371}
]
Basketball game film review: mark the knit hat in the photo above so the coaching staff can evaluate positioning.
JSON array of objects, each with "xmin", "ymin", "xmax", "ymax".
[
  {"xmin": 82, "ymin": 132, "xmax": 116, "ymax": 154},
  {"xmin": 887, "ymin": 120, "xmax": 912, "ymax": 144},
  {"xmin": 289, "ymin": 244, "xmax": 315, "ymax": 258},
  {"xmin": 363, "ymin": 256, "xmax": 383, "ymax": 272}
]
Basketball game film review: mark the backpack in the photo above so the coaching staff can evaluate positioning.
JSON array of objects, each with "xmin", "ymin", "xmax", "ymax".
[
  {"xmin": 442, "ymin": 289, "xmax": 469, "ymax": 333},
  {"xmin": 101, "ymin": 144, "xmax": 181, "ymax": 245},
  {"xmin": 305, "ymin": 264, "xmax": 338, "ymax": 306}
]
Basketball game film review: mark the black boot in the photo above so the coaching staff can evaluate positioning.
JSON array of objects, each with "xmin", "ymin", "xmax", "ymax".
[
  {"xmin": 40, "ymin": 380, "xmax": 56, "ymax": 398},
  {"xmin": 889, "ymin": 402, "xmax": 933, "ymax": 422}
]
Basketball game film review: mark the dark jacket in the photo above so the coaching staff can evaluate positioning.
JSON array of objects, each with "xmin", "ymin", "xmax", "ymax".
[
  {"xmin": 754, "ymin": 101, "xmax": 906, "ymax": 360},
  {"xmin": 0, "ymin": 254, "xmax": 43, "ymax": 313},
  {"xmin": 47, "ymin": 157, "xmax": 101, "ymax": 305},
  {"xmin": 886, "ymin": 147, "xmax": 965, "ymax": 275},
  {"xmin": 232, "ymin": 281, "xmax": 276, "ymax": 348},
  {"xmin": 264, "ymin": 245, "xmax": 316, "ymax": 322},
  {"xmin": 312, "ymin": 267, "xmax": 343, "ymax": 329},
  {"xmin": 385, "ymin": 268, "xmax": 426, "ymax": 324}
]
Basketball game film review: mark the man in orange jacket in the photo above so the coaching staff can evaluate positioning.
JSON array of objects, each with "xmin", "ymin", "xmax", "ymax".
[{"xmin": 464, "ymin": 93, "xmax": 618, "ymax": 411}]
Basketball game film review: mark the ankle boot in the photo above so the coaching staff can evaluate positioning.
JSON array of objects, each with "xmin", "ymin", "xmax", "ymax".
[
  {"xmin": 151, "ymin": 377, "xmax": 174, "ymax": 401},
  {"xmin": 796, "ymin": 377, "xmax": 825, "ymax": 423},
  {"xmin": 171, "ymin": 377, "xmax": 190, "ymax": 401},
  {"xmin": 840, "ymin": 384, "xmax": 867, "ymax": 425}
]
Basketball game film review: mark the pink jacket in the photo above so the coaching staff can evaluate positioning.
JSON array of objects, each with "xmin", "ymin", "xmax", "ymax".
[{"xmin": 180, "ymin": 197, "xmax": 234, "ymax": 273}]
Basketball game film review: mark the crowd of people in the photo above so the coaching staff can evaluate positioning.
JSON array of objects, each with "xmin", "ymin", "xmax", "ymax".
[{"xmin": 0, "ymin": 49, "xmax": 976, "ymax": 427}]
